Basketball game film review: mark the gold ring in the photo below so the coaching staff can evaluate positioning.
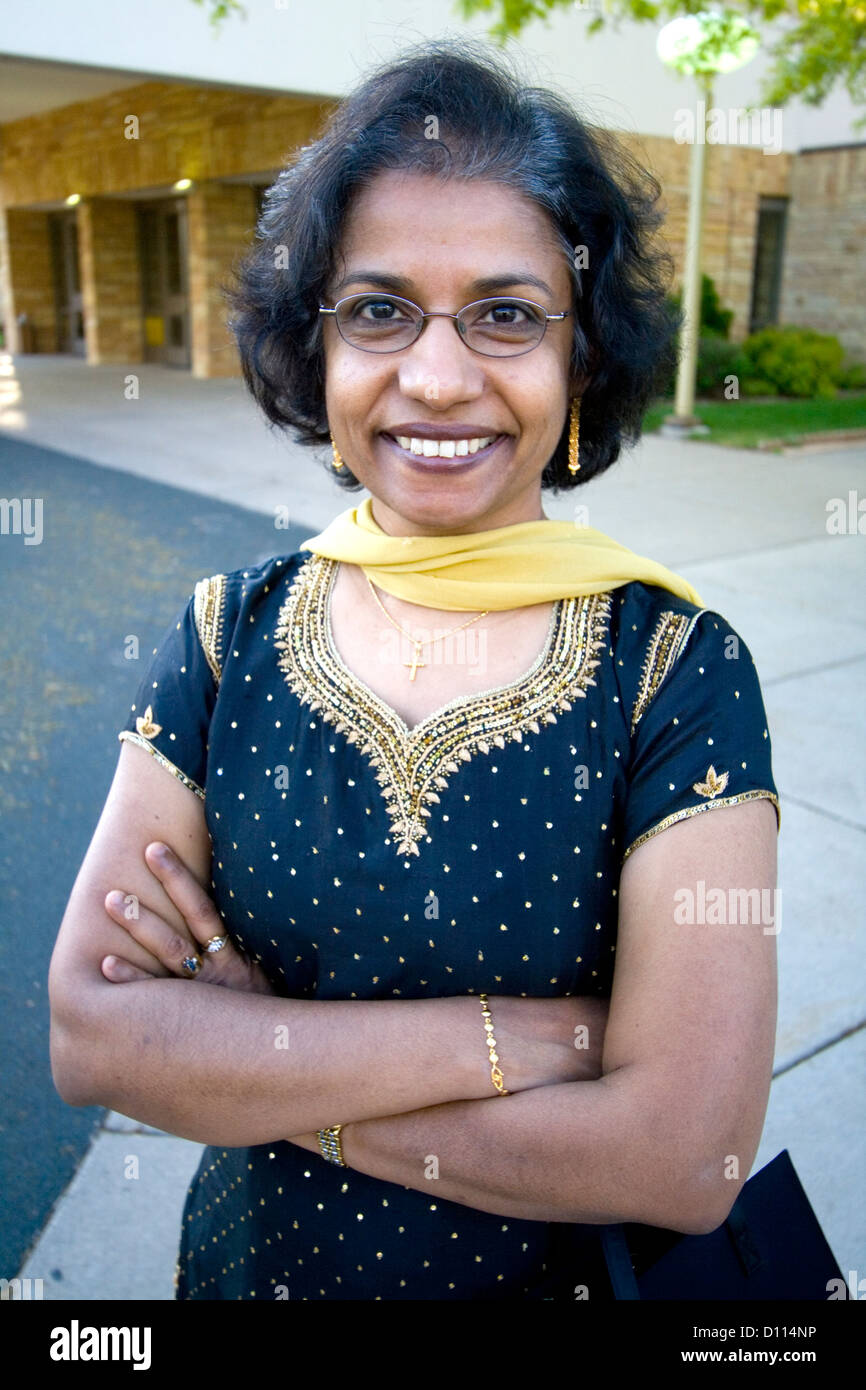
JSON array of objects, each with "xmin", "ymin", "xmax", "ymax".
[
  {"xmin": 181, "ymin": 954, "xmax": 203, "ymax": 978},
  {"xmin": 205, "ymin": 935, "xmax": 228, "ymax": 954}
]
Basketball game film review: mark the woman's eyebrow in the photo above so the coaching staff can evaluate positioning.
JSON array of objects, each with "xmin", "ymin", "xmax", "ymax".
[
  {"xmin": 332, "ymin": 272, "xmax": 410, "ymax": 295},
  {"xmin": 472, "ymin": 273, "xmax": 554, "ymax": 298},
  {"xmin": 331, "ymin": 270, "xmax": 555, "ymax": 298}
]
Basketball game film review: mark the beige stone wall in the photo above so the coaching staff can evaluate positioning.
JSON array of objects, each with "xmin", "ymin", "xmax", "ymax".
[
  {"xmin": 779, "ymin": 145, "xmax": 866, "ymax": 360},
  {"xmin": 0, "ymin": 81, "xmax": 333, "ymax": 206},
  {"xmin": 0, "ymin": 81, "xmax": 332, "ymax": 372},
  {"xmin": 1, "ymin": 209, "xmax": 58, "ymax": 352},
  {"xmin": 187, "ymin": 180, "xmax": 257, "ymax": 378},
  {"xmin": 78, "ymin": 199, "xmax": 142, "ymax": 364},
  {"xmin": 622, "ymin": 133, "xmax": 792, "ymax": 341}
]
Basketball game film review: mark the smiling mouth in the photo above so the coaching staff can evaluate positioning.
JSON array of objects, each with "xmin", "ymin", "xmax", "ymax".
[{"xmin": 385, "ymin": 433, "xmax": 499, "ymax": 458}]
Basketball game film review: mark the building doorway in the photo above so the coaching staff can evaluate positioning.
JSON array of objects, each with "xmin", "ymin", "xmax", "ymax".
[
  {"xmin": 49, "ymin": 211, "xmax": 85, "ymax": 356},
  {"xmin": 138, "ymin": 198, "xmax": 190, "ymax": 367}
]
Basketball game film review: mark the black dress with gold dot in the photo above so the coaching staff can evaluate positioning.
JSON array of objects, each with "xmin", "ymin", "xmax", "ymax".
[{"xmin": 118, "ymin": 548, "xmax": 778, "ymax": 1300}]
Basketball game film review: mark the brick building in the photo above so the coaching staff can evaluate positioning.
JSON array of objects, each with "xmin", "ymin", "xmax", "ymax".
[
  {"xmin": 0, "ymin": 80, "xmax": 331, "ymax": 376},
  {"xmin": 0, "ymin": 2, "xmax": 863, "ymax": 375}
]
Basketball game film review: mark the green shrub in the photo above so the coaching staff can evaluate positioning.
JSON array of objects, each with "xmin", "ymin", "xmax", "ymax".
[
  {"xmin": 739, "ymin": 377, "xmax": 776, "ymax": 397},
  {"xmin": 659, "ymin": 272, "xmax": 739, "ymax": 396},
  {"xmin": 695, "ymin": 337, "xmax": 748, "ymax": 397},
  {"xmin": 656, "ymin": 336, "xmax": 746, "ymax": 398},
  {"xmin": 738, "ymin": 326, "xmax": 844, "ymax": 398},
  {"xmin": 668, "ymin": 273, "xmax": 735, "ymax": 339},
  {"xmin": 838, "ymin": 360, "xmax": 866, "ymax": 390}
]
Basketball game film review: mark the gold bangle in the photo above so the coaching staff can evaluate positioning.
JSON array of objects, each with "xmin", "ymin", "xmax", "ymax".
[
  {"xmin": 317, "ymin": 1124, "xmax": 347, "ymax": 1166},
  {"xmin": 479, "ymin": 993, "xmax": 510, "ymax": 1096}
]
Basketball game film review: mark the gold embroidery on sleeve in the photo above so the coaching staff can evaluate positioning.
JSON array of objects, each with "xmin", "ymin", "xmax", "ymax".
[
  {"xmin": 631, "ymin": 611, "xmax": 694, "ymax": 732},
  {"xmin": 118, "ymin": 730, "xmax": 205, "ymax": 800},
  {"xmin": 135, "ymin": 704, "xmax": 162, "ymax": 739},
  {"xmin": 622, "ymin": 790, "xmax": 780, "ymax": 860},
  {"xmin": 194, "ymin": 574, "xmax": 227, "ymax": 686},
  {"xmin": 693, "ymin": 765, "xmax": 730, "ymax": 799}
]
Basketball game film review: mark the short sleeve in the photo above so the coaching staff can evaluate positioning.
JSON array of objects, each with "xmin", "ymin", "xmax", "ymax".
[
  {"xmin": 622, "ymin": 607, "xmax": 780, "ymax": 860},
  {"xmin": 117, "ymin": 577, "xmax": 226, "ymax": 800}
]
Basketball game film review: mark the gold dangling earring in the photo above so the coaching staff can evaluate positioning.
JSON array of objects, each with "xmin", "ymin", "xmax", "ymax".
[
  {"xmin": 330, "ymin": 433, "xmax": 345, "ymax": 471},
  {"xmin": 568, "ymin": 398, "xmax": 581, "ymax": 476}
]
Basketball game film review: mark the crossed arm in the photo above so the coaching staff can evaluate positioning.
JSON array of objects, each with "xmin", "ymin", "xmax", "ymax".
[
  {"xmin": 49, "ymin": 742, "xmax": 777, "ymax": 1235},
  {"xmin": 291, "ymin": 796, "xmax": 778, "ymax": 1231}
]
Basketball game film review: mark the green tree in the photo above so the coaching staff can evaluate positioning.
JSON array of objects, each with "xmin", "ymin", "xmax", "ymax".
[
  {"xmin": 457, "ymin": 1, "xmax": 866, "ymax": 120},
  {"xmin": 189, "ymin": 0, "xmax": 246, "ymax": 29}
]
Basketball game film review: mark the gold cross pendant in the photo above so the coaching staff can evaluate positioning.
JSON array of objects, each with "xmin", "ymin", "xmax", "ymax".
[{"xmin": 404, "ymin": 643, "xmax": 426, "ymax": 681}]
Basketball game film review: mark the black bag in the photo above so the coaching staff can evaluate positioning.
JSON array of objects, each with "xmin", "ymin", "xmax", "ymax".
[{"xmin": 600, "ymin": 1150, "xmax": 847, "ymax": 1300}]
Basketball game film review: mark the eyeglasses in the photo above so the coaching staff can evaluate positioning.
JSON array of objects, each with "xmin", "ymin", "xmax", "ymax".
[{"xmin": 319, "ymin": 293, "xmax": 571, "ymax": 357}]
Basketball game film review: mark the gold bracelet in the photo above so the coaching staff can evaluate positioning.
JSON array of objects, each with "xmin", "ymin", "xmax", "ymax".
[
  {"xmin": 317, "ymin": 1124, "xmax": 347, "ymax": 1166},
  {"xmin": 479, "ymin": 992, "xmax": 510, "ymax": 1096}
]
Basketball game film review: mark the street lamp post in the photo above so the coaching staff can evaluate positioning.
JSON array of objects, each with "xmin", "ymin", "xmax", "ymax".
[
  {"xmin": 657, "ymin": 11, "xmax": 759, "ymax": 439},
  {"xmin": 672, "ymin": 71, "xmax": 713, "ymax": 434}
]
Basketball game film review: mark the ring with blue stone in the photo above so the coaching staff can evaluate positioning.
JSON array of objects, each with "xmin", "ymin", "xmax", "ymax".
[{"xmin": 181, "ymin": 954, "xmax": 203, "ymax": 978}]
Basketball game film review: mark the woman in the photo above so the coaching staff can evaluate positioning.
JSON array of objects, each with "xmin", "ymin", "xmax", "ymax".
[{"xmin": 48, "ymin": 41, "xmax": 779, "ymax": 1301}]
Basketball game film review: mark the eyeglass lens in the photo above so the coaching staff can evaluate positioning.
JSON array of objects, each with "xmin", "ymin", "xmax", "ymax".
[{"xmin": 333, "ymin": 294, "xmax": 548, "ymax": 355}]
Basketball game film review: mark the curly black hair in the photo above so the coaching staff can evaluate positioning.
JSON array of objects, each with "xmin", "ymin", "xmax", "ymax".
[{"xmin": 225, "ymin": 38, "xmax": 679, "ymax": 491}]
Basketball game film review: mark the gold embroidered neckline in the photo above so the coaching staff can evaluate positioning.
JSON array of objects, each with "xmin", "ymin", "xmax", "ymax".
[
  {"xmin": 323, "ymin": 561, "xmax": 562, "ymax": 740},
  {"xmin": 273, "ymin": 553, "xmax": 611, "ymax": 858}
]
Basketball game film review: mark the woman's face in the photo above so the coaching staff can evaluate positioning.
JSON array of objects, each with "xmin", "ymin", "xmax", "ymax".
[{"xmin": 322, "ymin": 169, "xmax": 575, "ymax": 536}]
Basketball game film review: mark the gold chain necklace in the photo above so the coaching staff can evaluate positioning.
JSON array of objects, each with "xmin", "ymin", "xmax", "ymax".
[{"xmin": 364, "ymin": 574, "xmax": 489, "ymax": 682}]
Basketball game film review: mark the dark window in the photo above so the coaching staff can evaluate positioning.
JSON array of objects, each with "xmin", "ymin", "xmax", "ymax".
[{"xmin": 749, "ymin": 198, "xmax": 788, "ymax": 333}]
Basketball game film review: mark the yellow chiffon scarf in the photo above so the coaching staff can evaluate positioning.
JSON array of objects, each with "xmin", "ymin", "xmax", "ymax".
[{"xmin": 300, "ymin": 496, "xmax": 703, "ymax": 611}]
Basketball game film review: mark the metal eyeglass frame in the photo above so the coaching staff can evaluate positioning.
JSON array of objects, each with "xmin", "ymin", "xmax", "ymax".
[{"xmin": 318, "ymin": 292, "xmax": 572, "ymax": 358}]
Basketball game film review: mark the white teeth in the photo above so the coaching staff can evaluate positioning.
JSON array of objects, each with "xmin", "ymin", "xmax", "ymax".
[{"xmin": 394, "ymin": 435, "xmax": 497, "ymax": 458}]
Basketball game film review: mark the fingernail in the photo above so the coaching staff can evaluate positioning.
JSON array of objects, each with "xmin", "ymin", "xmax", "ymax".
[{"xmin": 151, "ymin": 843, "xmax": 171, "ymax": 865}]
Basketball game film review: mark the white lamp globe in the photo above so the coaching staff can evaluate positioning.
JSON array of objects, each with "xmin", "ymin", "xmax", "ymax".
[{"xmin": 657, "ymin": 10, "xmax": 759, "ymax": 77}]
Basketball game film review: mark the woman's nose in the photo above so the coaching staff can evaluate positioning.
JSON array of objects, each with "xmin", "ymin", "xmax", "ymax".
[{"xmin": 395, "ymin": 315, "xmax": 485, "ymax": 407}]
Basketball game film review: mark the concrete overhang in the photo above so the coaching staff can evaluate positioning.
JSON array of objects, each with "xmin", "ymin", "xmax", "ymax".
[{"xmin": 0, "ymin": 53, "xmax": 331, "ymax": 124}]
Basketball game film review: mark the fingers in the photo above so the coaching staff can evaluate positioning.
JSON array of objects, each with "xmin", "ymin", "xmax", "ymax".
[
  {"xmin": 104, "ymin": 843, "xmax": 258, "ymax": 990},
  {"xmin": 101, "ymin": 955, "xmax": 157, "ymax": 984},
  {"xmin": 100, "ymin": 889, "xmax": 177, "ymax": 977},
  {"xmin": 103, "ymin": 889, "xmax": 198, "ymax": 978},
  {"xmin": 144, "ymin": 842, "xmax": 225, "ymax": 952},
  {"xmin": 141, "ymin": 843, "xmax": 251, "ymax": 987},
  {"xmin": 107, "ymin": 844, "xmax": 249, "ymax": 988}
]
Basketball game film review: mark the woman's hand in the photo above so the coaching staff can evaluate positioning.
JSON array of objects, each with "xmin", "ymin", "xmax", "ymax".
[
  {"xmin": 488, "ymin": 994, "xmax": 611, "ymax": 1089},
  {"xmin": 101, "ymin": 841, "xmax": 276, "ymax": 996},
  {"xmin": 283, "ymin": 994, "xmax": 612, "ymax": 1161},
  {"xmin": 284, "ymin": 1130, "xmax": 326, "ymax": 1155}
]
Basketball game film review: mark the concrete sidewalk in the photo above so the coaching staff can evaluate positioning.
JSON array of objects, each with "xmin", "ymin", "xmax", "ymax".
[{"xmin": 3, "ymin": 354, "xmax": 864, "ymax": 1299}]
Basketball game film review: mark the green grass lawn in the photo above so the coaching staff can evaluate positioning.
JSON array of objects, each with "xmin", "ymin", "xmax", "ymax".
[{"xmin": 643, "ymin": 392, "xmax": 866, "ymax": 449}]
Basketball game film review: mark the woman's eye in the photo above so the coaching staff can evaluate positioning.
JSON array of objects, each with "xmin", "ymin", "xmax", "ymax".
[
  {"xmin": 481, "ymin": 302, "xmax": 529, "ymax": 324},
  {"xmin": 355, "ymin": 298, "xmax": 405, "ymax": 321}
]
